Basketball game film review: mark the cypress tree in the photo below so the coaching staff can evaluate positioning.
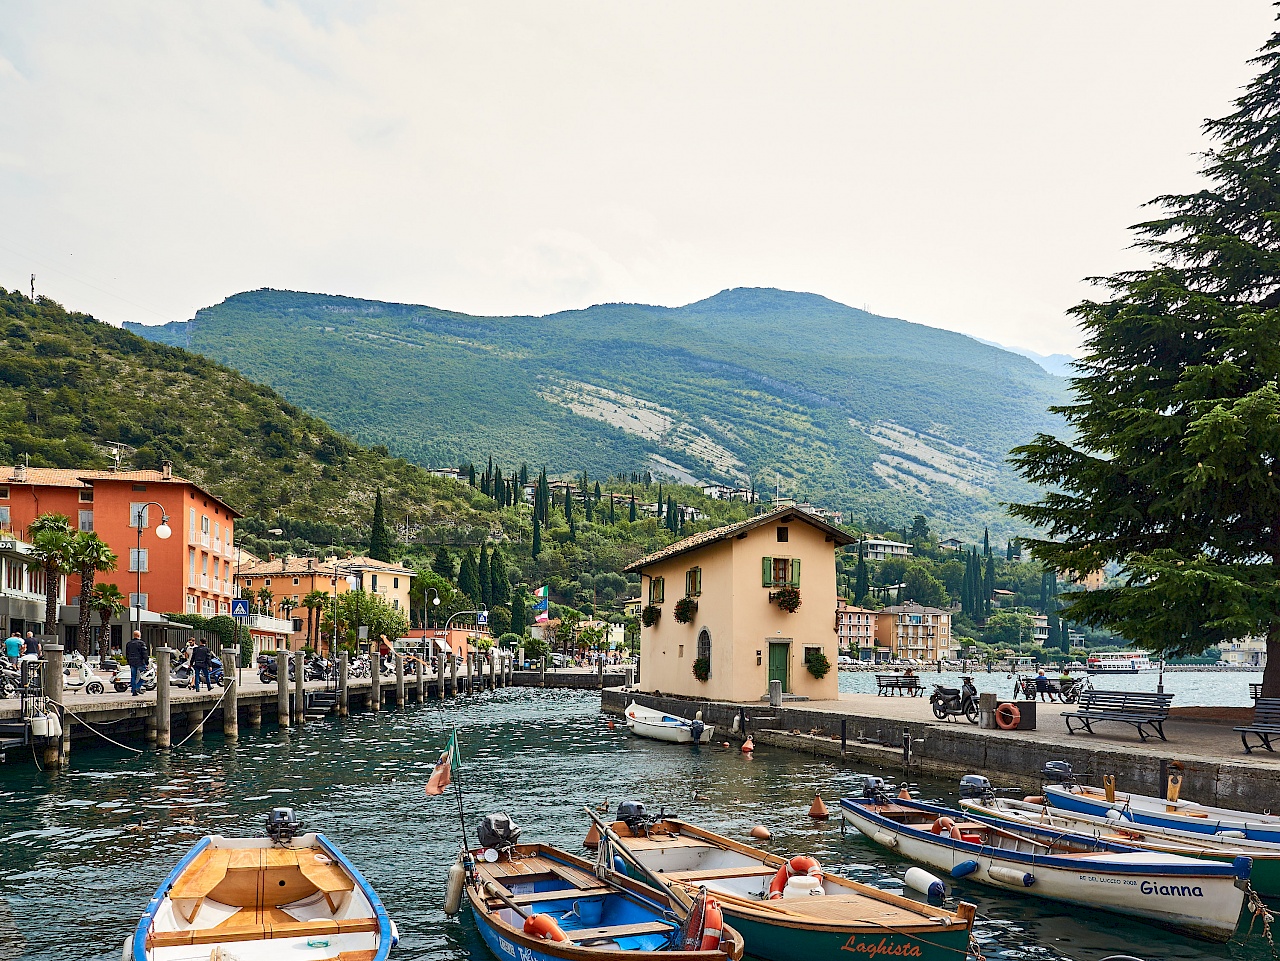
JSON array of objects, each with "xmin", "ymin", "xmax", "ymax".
[
  {"xmin": 667, "ymin": 496, "xmax": 677, "ymax": 532},
  {"xmin": 520, "ymin": 463, "xmax": 528, "ymax": 487},
  {"xmin": 568, "ymin": 506, "xmax": 577, "ymax": 541},
  {"xmin": 984, "ymin": 553, "xmax": 995, "ymax": 617},
  {"xmin": 854, "ymin": 542, "xmax": 869, "ymax": 604},
  {"xmin": 511, "ymin": 591, "xmax": 527, "ymax": 637},
  {"xmin": 608, "ymin": 496, "xmax": 616, "ymax": 524},
  {"xmin": 458, "ymin": 550, "xmax": 481, "ymax": 604},
  {"xmin": 490, "ymin": 548, "xmax": 510, "ymax": 605},
  {"xmin": 1007, "ymin": 540, "xmax": 1015, "ymax": 562},
  {"xmin": 431, "ymin": 546, "xmax": 453, "ymax": 580},
  {"xmin": 629, "ymin": 495, "xmax": 637, "ymax": 523},
  {"xmin": 594, "ymin": 481, "xmax": 602, "ymax": 507},
  {"xmin": 532, "ymin": 511, "xmax": 542, "ymax": 558},
  {"xmin": 468, "ymin": 464, "xmax": 476, "ymax": 486},
  {"xmin": 656, "ymin": 483, "xmax": 663, "ymax": 520},
  {"xmin": 369, "ymin": 491, "xmax": 392, "ymax": 561},
  {"xmin": 585, "ymin": 488, "xmax": 594, "ymax": 523},
  {"xmin": 478, "ymin": 543, "xmax": 491, "ymax": 607},
  {"xmin": 983, "ymin": 527, "xmax": 990, "ymax": 557},
  {"xmin": 564, "ymin": 488, "xmax": 573, "ymax": 524}
]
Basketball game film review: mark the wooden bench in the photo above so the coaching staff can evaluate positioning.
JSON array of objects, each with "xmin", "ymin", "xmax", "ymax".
[
  {"xmin": 876, "ymin": 674, "xmax": 923, "ymax": 697},
  {"xmin": 1235, "ymin": 697, "xmax": 1280, "ymax": 753},
  {"xmin": 1251, "ymin": 683, "xmax": 1263, "ymax": 700},
  {"xmin": 567, "ymin": 920, "xmax": 676, "ymax": 943},
  {"xmin": 1062, "ymin": 690, "xmax": 1173, "ymax": 742},
  {"xmin": 510, "ymin": 886, "xmax": 612, "ymax": 904}
]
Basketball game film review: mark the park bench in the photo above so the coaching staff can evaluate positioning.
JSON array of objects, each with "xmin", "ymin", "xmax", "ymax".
[
  {"xmin": 1250, "ymin": 683, "xmax": 1262, "ymax": 700},
  {"xmin": 1235, "ymin": 697, "xmax": 1280, "ymax": 754},
  {"xmin": 876, "ymin": 674, "xmax": 923, "ymax": 697},
  {"xmin": 1062, "ymin": 690, "xmax": 1173, "ymax": 742}
]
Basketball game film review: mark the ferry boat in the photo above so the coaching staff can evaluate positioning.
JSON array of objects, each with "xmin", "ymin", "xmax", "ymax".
[{"xmin": 1086, "ymin": 651, "xmax": 1157, "ymax": 673}]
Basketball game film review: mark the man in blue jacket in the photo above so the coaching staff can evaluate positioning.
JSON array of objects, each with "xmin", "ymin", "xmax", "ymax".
[{"xmin": 125, "ymin": 630, "xmax": 148, "ymax": 696}]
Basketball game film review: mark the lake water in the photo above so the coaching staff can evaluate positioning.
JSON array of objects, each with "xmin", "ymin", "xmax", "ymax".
[
  {"xmin": 839, "ymin": 668, "xmax": 1264, "ymax": 706},
  {"xmin": 0, "ymin": 688, "xmax": 1271, "ymax": 961}
]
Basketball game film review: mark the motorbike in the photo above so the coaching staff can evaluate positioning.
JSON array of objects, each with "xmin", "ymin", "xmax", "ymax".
[
  {"xmin": 63, "ymin": 650, "xmax": 107, "ymax": 695},
  {"xmin": 348, "ymin": 654, "xmax": 372, "ymax": 679},
  {"xmin": 172, "ymin": 653, "xmax": 227, "ymax": 688},
  {"xmin": 257, "ymin": 652, "xmax": 296, "ymax": 685},
  {"xmin": 304, "ymin": 655, "xmax": 332, "ymax": 682},
  {"xmin": 113, "ymin": 659, "xmax": 158, "ymax": 693},
  {"xmin": 1012, "ymin": 672, "xmax": 1091, "ymax": 703},
  {"xmin": 930, "ymin": 675, "xmax": 980, "ymax": 723}
]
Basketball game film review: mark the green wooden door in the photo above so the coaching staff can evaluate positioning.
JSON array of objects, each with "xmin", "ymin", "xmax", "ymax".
[{"xmin": 768, "ymin": 642, "xmax": 790, "ymax": 693}]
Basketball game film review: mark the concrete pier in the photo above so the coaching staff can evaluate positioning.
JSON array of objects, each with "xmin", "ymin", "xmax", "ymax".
[
  {"xmin": 222, "ymin": 646, "xmax": 238, "ymax": 740},
  {"xmin": 155, "ymin": 648, "xmax": 172, "ymax": 749}
]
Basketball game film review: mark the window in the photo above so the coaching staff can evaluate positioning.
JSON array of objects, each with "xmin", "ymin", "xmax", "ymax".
[
  {"xmin": 393, "ymin": 577, "xmax": 399, "ymax": 589},
  {"xmin": 0, "ymin": 485, "xmax": 8, "ymax": 498},
  {"xmin": 649, "ymin": 576, "xmax": 665, "ymax": 604},
  {"xmin": 201, "ymin": 515, "xmax": 210, "ymax": 534},
  {"xmin": 697, "ymin": 629, "xmax": 711, "ymax": 673},
  {"xmin": 293, "ymin": 577, "xmax": 300, "ymax": 585},
  {"xmin": 186, "ymin": 595, "xmax": 197, "ymax": 613},
  {"xmin": 264, "ymin": 578, "xmax": 271, "ymax": 586},
  {"xmin": 0, "ymin": 506, "xmax": 9, "ymax": 526},
  {"xmin": 777, "ymin": 526, "xmax": 789, "ymax": 542},
  {"xmin": 129, "ymin": 548, "xmax": 149, "ymax": 572},
  {"xmin": 189, "ymin": 507, "xmax": 196, "ymax": 532},
  {"xmin": 292, "ymin": 618, "xmax": 303, "ymax": 633},
  {"xmin": 129, "ymin": 502, "xmax": 151, "ymax": 528},
  {"xmin": 761, "ymin": 556, "xmax": 801, "ymax": 587},
  {"xmin": 129, "ymin": 592, "xmax": 149, "ymax": 609},
  {"xmin": 678, "ymin": 644, "xmax": 684, "ymax": 658},
  {"xmin": 132, "ymin": 484, "xmax": 147, "ymax": 492},
  {"xmin": 78, "ymin": 488, "xmax": 92, "ymax": 502},
  {"xmin": 5, "ymin": 560, "xmax": 22, "ymax": 591},
  {"xmin": 685, "ymin": 567, "xmax": 702, "ymax": 597},
  {"xmin": 244, "ymin": 578, "xmax": 252, "ymax": 587},
  {"xmin": 371, "ymin": 573, "xmax": 379, "ymax": 591},
  {"xmin": 30, "ymin": 569, "xmax": 45, "ymax": 595},
  {"xmin": 78, "ymin": 510, "xmax": 93, "ymax": 532}
]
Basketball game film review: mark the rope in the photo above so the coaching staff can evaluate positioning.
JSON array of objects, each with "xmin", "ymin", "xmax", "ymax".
[
  {"xmin": 171, "ymin": 681, "xmax": 234, "ymax": 749},
  {"xmin": 46, "ymin": 698, "xmax": 144, "ymax": 754}
]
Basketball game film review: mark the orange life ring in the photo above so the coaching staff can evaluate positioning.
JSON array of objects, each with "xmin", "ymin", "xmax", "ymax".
[
  {"xmin": 930, "ymin": 816, "xmax": 955, "ymax": 835},
  {"xmin": 767, "ymin": 855, "xmax": 825, "ymax": 899},
  {"xmin": 995, "ymin": 703, "xmax": 1021, "ymax": 730},
  {"xmin": 523, "ymin": 913, "xmax": 570, "ymax": 942},
  {"xmin": 699, "ymin": 897, "xmax": 724, "ymax": 951}
]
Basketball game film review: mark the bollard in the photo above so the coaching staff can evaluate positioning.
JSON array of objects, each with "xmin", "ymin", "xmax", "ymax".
[
  {"xmin": 540, "ymin": 656, "xmax": 546, "ymax": 688},
  {"xmin": 395, "ymin": 653, "xmax": 406, "ymax": 708},
  {"xmin": 449, "ymin": 654, "xmax": 458, "ymax": 697},
  {"xmin": 415, "ymin": 657, "xmax": 425, "ymax": 703},
  {"xmin": 277, "ymin": 651, "xmax": 290, "ymax": 728},
  {"xmin": 625, "ymin": 666, "xmax": 635, "ymax": 689},
  {"xmin": 466, "ymin": 653, "xmax": 473, "ymax": 695},
  {"xmin": 222, "ymin": 646, "xmax": 239, "ymax": 739},
  {"xmin": 43, "ymin": 643, "xmax": 65, "ymax": 768},
  {"xmin": 156, "ymin": 647, "xmax": 173, "ymax": 749},
  {"xmin": 769, "ymin": 678, "xmax": 782, "ymax": 708},
  {"xmin": 598, "ymin": 657, "xmax": 605, "ymax": 689},
  {"xmin": 294, "ymin": 655, "xmax": 305, "ymax": 724},
  {"xmin": 370, "ymin": 654, "xmax": 382, "ymax": 711},
  {"xmin": 338, "ymin": 652, "xmax": 349, "ymax": 717}
]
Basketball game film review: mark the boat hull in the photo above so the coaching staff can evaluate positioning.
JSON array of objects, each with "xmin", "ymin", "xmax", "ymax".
[
  {"xmin": 716, "ymin": 906, "xmax": 970, "ymax": 961},
  {"xmin": 1047, "ymin": 786, "xmax": 1280, "ymax": 845},
  {"xmin": 841, "ymin": 800, "xmax": 1247, "ymax": 943},
  {"xmin": 624, "ymin": 703, "xmax": 714, "ymax": 744}
]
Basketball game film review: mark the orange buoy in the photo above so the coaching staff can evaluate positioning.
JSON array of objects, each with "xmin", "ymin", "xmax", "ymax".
[
  {"xmin": 808, "ymin": 795, "xmax": 829, "ymax": 820},
  {"xmin": 1023, "ymin": 795, "xmax": 1046, "ymax": 805},
  {"xmin": 769, "ymin": 855, "xmax": 824, "ymax": 898},
  {"xmin": 749, "ymin": 825, "xmax": 771, "ymax": 840},
  {"xmin": 584, "ymin": 823, "xmax": 601, "ymax": 848},
  {"xmin": 607, "ymin": 720, "xmax": 615, "ymax": 730},
  {"xmin": 898, "ymin": 786, "xmax": 913, "ymax": 800},
  {"xmin": 995, "ymin": 703, "xmax": 1021, "ymax": 731},
  {"xmin": 741, "ymin": 737, "xmax": 754, "ymax": 752},
  {"xmin": 524, "ymin": 913, "xmax": 570, "ymax": 941}
]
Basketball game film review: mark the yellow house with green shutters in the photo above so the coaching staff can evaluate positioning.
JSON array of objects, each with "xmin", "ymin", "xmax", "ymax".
[{"xmin": 624, "ymin": 506, "xmax": 853, "ymax": 703}]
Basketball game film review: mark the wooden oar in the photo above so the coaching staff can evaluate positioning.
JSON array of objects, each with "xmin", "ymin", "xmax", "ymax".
[
  {"xmin": 582, "ymin": 808, "xmax": 692, "ymax": 917},
  {"xmin": 482, "ymin": 880, "xmax": 532, "ymax": 920}
]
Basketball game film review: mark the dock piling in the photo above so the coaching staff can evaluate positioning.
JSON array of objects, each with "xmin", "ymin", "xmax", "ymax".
[
  {"xmin": 395, "ymin": 653, "xmax": 405, "ymax": 708},
  {"xmin": 294, "ymin": 658, "xmax": 305, "ymax": 724},
  {"xmin": 246, "ymin": 703, "xmax": 262, "ymax": 728},
  {"xmin": 540, "ymin": 657, "xmax": 546, "ymax": 687},
  {"xmin": 44, "ymin": 643, "xmax": 65, "ymax": 768},
  {"xmin": 222, "ymin": 646, "xmax": 238, "ymax": 739},
  {"xmin": 597, "ymin": 658, "xmax": 604, "ymax": 689},
  {"xmin": 156, "ymin": 647, "xmax": 172, "ymax": 749},
  {"xmin": 449, "ymin": 655, "xmax": 457, "ymax": 697},
  {"xmin": 370, "ymin": 653, "xmax": 382, "ymax": 711},
  {"xmin": 466, "ymin": 653, "xmax": 473, "ymax": 695},
  {"xmin": 415, "ymin": 656, "xmax": 425, "ymax": 703},
  {"xmin": 277, "ymin": 651, "xmax": 290, "ymax": 728},
  {"xmin": 338, "ymin": 653, "xmax": 349, "ymax": 716},
  {"xmin": 186, "ymin": 708, "xmax": 203, "ymax": 739}
]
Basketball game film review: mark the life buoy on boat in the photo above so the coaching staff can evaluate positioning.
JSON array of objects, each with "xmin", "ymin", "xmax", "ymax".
[
  {"xmin": 930, "ymin": 817, "xmax": 962, "ymax": 840},
  {"xmin": 767, "ymin": 855, "xmax": 824, "ymax": 899},
  {"xmin": 995, "ymin": 703, "xmax": 1021, "ymax": 730},
  {"xmin": 524, "ymin": 913, "xmax": 570, "ymax": 942},
  {"xmin": 700, "ymin": 897, "xmax": 725, "ymax": 950}
]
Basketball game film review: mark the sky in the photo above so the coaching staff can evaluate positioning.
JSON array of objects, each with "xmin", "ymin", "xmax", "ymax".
[{"xmin": 1, "ymin": 3, "xmax": 1274, "ymax": 355}]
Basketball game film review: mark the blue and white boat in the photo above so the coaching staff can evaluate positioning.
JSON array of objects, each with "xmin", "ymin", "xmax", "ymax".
[
  {"xmin": 841, "ymin": 782, "xmax": 1252, "ymax": 943},
  {"xmin": 125, "ymin": 808, "xmax": 397, "ymax": 961},
  {"xmin": 625, "ymin": 702, "xmax": 714, "ymax": 744},
  {"xmin": 1046, "ymin": 782, "xmax": 1280, "ymax": 844},
  {"xmin": 466, "ymin": 839, "xmax": 743, "ymax": 961}
]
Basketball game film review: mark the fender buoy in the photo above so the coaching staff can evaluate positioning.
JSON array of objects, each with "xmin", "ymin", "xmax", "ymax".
[
  {"xmin": 1023, "ymin": 795, "xmax": 1045, "ymax": 805},
  {"xmin": 742, "ymin": 737, "xmax": 754, "ymax": 752},
  {"xmin": 995, "ymin": 703, "xmax": 1021, "ymax": 730},
  {"xmin": 808, "ymin": 795, "xmax": 829, "ymax": 820},
  {"xmin": 524, "ymin": 913, "xmax": 570, "ymax": 941},
  {"xmin": 699, "ymin": 897, "xmax": 724, "ymax": 950},
  {"xmin": 767, "ymin": 855, "xmax": 824, "ymax": 899}
]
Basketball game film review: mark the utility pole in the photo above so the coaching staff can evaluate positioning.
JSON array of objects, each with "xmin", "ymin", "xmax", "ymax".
[{"xmin": 30, "ymin": 274, "xmax": 35, "ymax": 301}]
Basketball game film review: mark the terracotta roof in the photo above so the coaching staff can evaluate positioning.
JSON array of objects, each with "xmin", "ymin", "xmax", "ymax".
[
  {"xmin": 338, "ymin": 555, "xmax": 416, "ymax": 575},
  {"xmin": 240, "ymin": 557, "xmax": 339, "ymax": 577},
  {"xmin": 882, "ymin": 603, "xmax": 951, "ymax": 616},
  {"xmin": 0, "ymin": 467, "xmax": 241, "ymax": 517},
  {"xmin": 623, "ymin": 506, "xmax": 855, "ymax": 573}
]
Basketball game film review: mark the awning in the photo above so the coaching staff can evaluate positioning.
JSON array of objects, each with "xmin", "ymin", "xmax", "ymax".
[{"xmin": 433, "ymin": 639, "xmax": 452, "ymax": 654}]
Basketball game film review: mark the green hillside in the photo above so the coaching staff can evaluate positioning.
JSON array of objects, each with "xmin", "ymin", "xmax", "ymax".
[{"xmin": 128, "ymin": 287, "xmax": 1067, "ymax": 539}]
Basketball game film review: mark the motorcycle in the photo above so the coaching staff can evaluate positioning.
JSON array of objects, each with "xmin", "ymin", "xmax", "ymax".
[
  {"xmin": 172, "ymin": 653, "xmax": 228, "ymax": 689},
  {"xmin": 348, "ymin": 654, "xmax": 372, "ymax": 679},
  {"xmin": 930, "ymin": 675, "xmax": 980, "ymax": 723},
  {"xmin": 1012, "ymin": 672, "xmax": 1091, "ymax": 703},
  {"xmin": 113, "ymin": 659, "xmax": 157, "ymax": 693},
  {"xmin": 257, "ymin": 652, "xmax": 296, "ymax": 685},
  {"xmin": 304, "ymin": 655, "xmax": 332, "ymax": 682},
  {"xmin": 63, "ymin": 650, "xmax": 107, "ymax": 695}
]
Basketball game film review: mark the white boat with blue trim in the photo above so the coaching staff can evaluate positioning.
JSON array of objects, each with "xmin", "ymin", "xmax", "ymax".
[
  {"xmin": 1046, "ymin": 782, "xmax": 1280, "ymax": 845},
  {"xmin": 624, "ymin": 702, "xmax": 714, "ymax": 744},
  {"xmin": 840, "ymin": 780, "xmax": 1252, "ymax": 942},
  {"xmin": 125, "ymin": 808, "xmax": 397, "ymax": 961}
]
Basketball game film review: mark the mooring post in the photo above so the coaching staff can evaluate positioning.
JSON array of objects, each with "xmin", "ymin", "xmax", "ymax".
[
  {"xmin": 415, "ymin": 656, "xmax": 425, "ymax": 703},
  {"xmin": 43, "ymin": 643, "xmax": 65, "ymax": 768},
  {"xmin": 449, "ymin": 654, "xmax": 458, "ymax": 697},
  {"xmin": 338, "ymin": 652, "xmax": 349, "ymax": 716},
  {"xmin": 598, "ymin": 657, "xmax": 605, "ymax": 689},
  {"xmin": 540, "ymin": 656, "xmax": 546, "ymax": 688},
  {"xmin": 222, "ymin": 646, "xmax": 239, "ymax": 739},
  {"xmin": 156, "ymin": 647, "xmax": 173, "ymax": 749},
  {"xmin": 370, "ymin": 653, "xmax": 382, "ymax": 711},
  {"xmin": 276, "ymin": 651, "xmax": 290, "ymax": 728},
  {"xmin": 186, "ymin": 707, "xmax": 204, "ymax": 740},
  {"xmin": 466, "ymin": 652, "xmax": 473, "ymax": 694},
  {"xmin": 246, "ymin": 702, "xmax": 262, "ymax": 728},
  {"xmin": 394, "ymin": 653, "xmax": 406, "ymax": 708},
  {"xmin": 294, "ymin": 656, "xmax": 305, "ymax": 724}
]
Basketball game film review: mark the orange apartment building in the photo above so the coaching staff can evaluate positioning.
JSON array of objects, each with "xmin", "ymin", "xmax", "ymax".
[
  {"xmin": 0, "ymin": 464, "xmax": 240, "ymax": 639},
  {"xmin": 238, "ymin": 556, "xmax": 353, "ymax": 652}
]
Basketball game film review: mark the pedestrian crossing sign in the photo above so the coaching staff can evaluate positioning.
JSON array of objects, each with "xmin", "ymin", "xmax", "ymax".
[{"xmin": 231, "ymin": 598, "xmax": 250, "ymax": 617}]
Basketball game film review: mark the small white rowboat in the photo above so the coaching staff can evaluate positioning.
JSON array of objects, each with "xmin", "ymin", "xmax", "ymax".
[{"xmin": 624, "ymin": 702, "xmax": 714, "ymax": 744}]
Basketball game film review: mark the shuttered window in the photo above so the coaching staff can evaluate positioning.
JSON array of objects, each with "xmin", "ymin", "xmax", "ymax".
[
  {"xmin": 685, "ymin": 567, "xmax": 702, "ymax": 597},
  {"xmin": 762, "ymin": 557, "xmax": 801, "ymax": 587},
  {"xmin": 649, "ymin": 577, "xmax": 665, "ymax": 604}
]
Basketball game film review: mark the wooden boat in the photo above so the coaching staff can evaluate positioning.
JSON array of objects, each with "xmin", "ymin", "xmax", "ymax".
[
  {"xmin": 841, "ymin": 789, "xmax": 1252, "ymax": 942},
  {"xmin": 624, "ymin": 702, "xmax": 715, "ymax": 744},
  {"xmin": 582, "ymin": 810, "xmax": 976, "ymax": 961},
  {"xmin": 1046, "ymin": 783, "xmax": 1280, "ymax": 844},
  {"xmin": 466, "ymin": 841, "xmax": 744, "ymax": 961},
  {"xmin": 960, "ymin": 795, "xmax": 1280, "ymax": 900},
  {"xmin": 126, "ymin": 810, "xmax": 395, "ymax": 961}
]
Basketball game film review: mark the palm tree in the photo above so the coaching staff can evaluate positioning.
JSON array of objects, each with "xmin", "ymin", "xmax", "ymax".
[
  {"xmin": 67, "ymin": 531, "xmax": 117, "ymax": 656},
  {"xmin": 301, "ymin": 590, "xmax": 328, "ymax": 648},
  {"xmin": 28, "ymin": 513, "xmax": 73, "ymax": 638},
  {"xmin": 92, "ymin": 583, "xmax": 126, "ymax": 661},
  {"xmin": 255, "ymin": 586, "xmax": 274, "ymax": 615}
]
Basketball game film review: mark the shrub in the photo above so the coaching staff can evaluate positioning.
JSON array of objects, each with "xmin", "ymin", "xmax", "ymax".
[
  {"xmin": 805, "ymin": 648, "xmax": 832, "ymax": 679},
  {"xmin": 692, "ymin": 656, "xmax": 710, "ymax": 682},
  {"xmin": 641, "ymin": 604, "xmax": 661, "ymax": 627},
  {"xmin": 673, "ymin": 597, "xmax": 698, "ymax": 624}
]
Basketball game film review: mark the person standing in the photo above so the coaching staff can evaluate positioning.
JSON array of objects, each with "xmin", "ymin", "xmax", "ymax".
[
  {"xmin": 190, "ymin": 638, "xmax": 212, "ymax": 692},
  {"xmin": 125, "ymin": 630, "xmax": 148, "ymax": 696},
  {"xmin": 4, "ymin": 629, "xmax": 21, "ymax": 668},
  {"xmin": 23, "ymin": 631, "xmax": 41, "ymax": 659}
]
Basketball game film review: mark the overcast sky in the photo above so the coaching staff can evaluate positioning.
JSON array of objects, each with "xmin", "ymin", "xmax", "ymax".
[{"xmin": 2, "ymin": 3, "xmax": 1274, "ymax": 354}]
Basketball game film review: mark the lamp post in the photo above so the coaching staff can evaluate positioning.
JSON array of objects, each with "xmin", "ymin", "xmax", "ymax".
[
  {"xmin": 443, "ymin": 608, "xmax": 487, "ymax": 669},
  {"xmin": 420, "ymin": 588, "xmax": 441, "ymax": 661},
  {"xmin": 127, "ymin": 502, "xmax": 171, "ymax": 652},
  {"xmin": 331, "ymin": 562, "xmax": 358, "ymax": 658}
]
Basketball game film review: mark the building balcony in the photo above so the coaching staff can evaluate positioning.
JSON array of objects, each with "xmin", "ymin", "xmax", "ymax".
[{"xmin": 243, "ymin": 614, "xmax": 295, "ymax": 634}]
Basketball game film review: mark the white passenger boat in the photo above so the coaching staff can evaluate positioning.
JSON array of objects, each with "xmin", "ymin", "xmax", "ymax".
[
  {"xmin": 1046, "ymin": 782, "xmax": 1280, "ymax": 845},
  {"xmin": 1086, "ymin": 652, "xmax": 1157, "ymax": 673},
  {"xmin": 841, "ymin": 782, "xmax": 1251, "ymax": 943},
  {"xmin": 624, "ymin": 702, "xmax": 714, "ymax": 744},
  {"xmin": 125, "ymin": 809, "xmax": 397, "ymax": 961}
]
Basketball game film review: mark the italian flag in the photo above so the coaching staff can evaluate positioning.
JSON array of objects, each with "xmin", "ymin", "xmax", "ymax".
[{"xmin": 425, "ymin": 730, "xmax": 461, "ymax": 796}]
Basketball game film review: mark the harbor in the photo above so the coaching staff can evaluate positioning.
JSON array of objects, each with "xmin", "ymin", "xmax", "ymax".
[{"xmin": 2, "ymin": 687, "xmax": 1274, "ymax": 961}]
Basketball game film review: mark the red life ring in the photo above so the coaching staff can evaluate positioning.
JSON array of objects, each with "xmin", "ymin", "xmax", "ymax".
[
  {"xmin": 700, "ymin": 897, "xmax": 724, "ymax": 951},
  {"xmin": 931, "ymin": 816, "xmax": 962, "ymax": 840},
  {"xmin": 767, "ymin": 855, "xmax": 825, "ymax": 899},
  {"xmin": 523, "ymin": 913, "xmax": 570, "ymax": 942},
  {"xmin": 995, "ymin": 704, "xmax": 1021, "ymax": 730}
]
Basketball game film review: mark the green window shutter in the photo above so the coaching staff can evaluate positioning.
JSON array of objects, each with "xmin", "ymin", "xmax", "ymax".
[
  {"xmin": 762, "ymin": 556, "xmax": 774, "ymax": 587},
  {"xmin": 695, "ymin": 568, "xmax": 702, "ymax": 595},
  {"xmin": 790, "ymin": 558, "xmax": 801, "ymax": 586}
]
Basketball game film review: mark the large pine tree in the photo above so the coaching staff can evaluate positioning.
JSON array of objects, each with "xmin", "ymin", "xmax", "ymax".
[
  {"xmin": 368, "ymin": 490, "xmax": 392, "ymax": 561},
  {"xmin": 1011, "ymin": 20, "xmax": 1280, "ymax": 694}
]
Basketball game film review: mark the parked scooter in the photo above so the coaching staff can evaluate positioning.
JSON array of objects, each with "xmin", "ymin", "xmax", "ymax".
[
  {"xmin": 257, "ymin": 652, "xmax": 296, "ymax": 685},
  {"xmin": 304, "ymin": 655, "xmax": 332, "ymax": 682},
  {"xmin": 348, "ymin": 654, "xmax": 372, "ymax": 679},
  {"xmin": 172, "ymin": 652, "xmax": 227, "ymax": 688},
  {"xmin": 113, "ymin": 659, "xmax": 157, "ymax": 693},
  {"xmin": 930, "ymin": 675, "xmax": 980, "ymax": 723},
  {"xmin": 63, "ymin": 650, "xmax": 107, "ymax": 694},
  {"xmin": 1012, "ymin": 672, "xmax": 1091, "ymax": 703}
]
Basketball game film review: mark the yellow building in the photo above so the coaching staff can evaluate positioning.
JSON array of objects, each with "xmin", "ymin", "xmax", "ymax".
[
  {"xmin": 342, "ymin": 556, "xmax": 415, "ymax": 615},
  {"xmin": 625, "ymin": 507, "xmax": 854, "ymax": 702},
  {"xmin": 875, "ymin": 603, "xmax": 955, "ymax": 661}
]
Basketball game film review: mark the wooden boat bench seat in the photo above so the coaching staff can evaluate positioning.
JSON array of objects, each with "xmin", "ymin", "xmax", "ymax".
[
  {"xmin": 665, "ymin": 865, "xmax": 778, "ymax": 881},
  {"xmin": 509, "ymin": 886, "xmax": 612, "ymax": 904},
  {"xmin": 566, "ymin": 920, "xmax": 675, "ymax": 942},
  {"xmin": 1062, "ymin": 690, "xmax": 1173, "ymax": 742},
  {"xmin": 148, "ymin": 914, "xmax": 379, "ymax": 948},
  {"xmin": 1235, "ymin": 697, "xmax": 1280, "ymax": 753}
]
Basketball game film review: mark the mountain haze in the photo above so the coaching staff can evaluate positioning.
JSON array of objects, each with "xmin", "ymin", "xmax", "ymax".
[{"xmin": 128, "ymin": 287, "xmax": 1067, "ymax": 538}]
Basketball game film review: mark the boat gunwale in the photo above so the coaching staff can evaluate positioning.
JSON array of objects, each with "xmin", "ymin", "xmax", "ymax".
[{"xmin": 1049, "ymin": 784, "xmax": 1280, "ymax": 831}]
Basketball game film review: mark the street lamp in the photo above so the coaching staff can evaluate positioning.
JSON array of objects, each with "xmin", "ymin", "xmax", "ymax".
[
  {"xmin": 331, "ymin": 562, "xmax": 358, "ymax": 658},
  {"xmin": 127, "ymin": 502, "xmax": 171, "ymax": 654}
]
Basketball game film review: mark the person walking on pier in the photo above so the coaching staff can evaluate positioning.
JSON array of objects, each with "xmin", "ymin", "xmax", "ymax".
[
  {"xmin": 5, "ymin": 629, "xmax": 21, "ymax": 668},
  {"xmin": 23, "ymin": 632, "xmax": 41, "ymax": 659},
  {"xmin": 126, "ymin": 630, "xmax": 147, "ymax": 696},
  {"xmin": 191, "ymin": 638, "xmax": 213, "ymax": 692}
]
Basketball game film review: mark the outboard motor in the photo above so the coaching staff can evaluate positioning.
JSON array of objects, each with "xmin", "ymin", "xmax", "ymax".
[
  {"xmin": 616, "ymin": 801, "xmax": 651, "ymax": 834},
  {"xmin": 861, "ymin": 776, "xmax": 888, "ymax": 800},
  {"xmin": 958, "ymin": 774, "xmax": 994, "ymax": 802},
  {"xmin": 1041, "ymin": 760, "xmax": 1076, "ymax": 785},
  {"xmin": 689, "ymin": 718, "xmax": 705, "ymax": 743},
  {"xmin": 477, "ymin": 813, "xmax": 522, "ymax": 854},
  {"xmin": 266, "ymin": 807, "xmax": 302, "ymax": 844}
]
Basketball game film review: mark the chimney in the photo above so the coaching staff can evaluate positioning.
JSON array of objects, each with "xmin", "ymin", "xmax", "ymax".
[
  {"xmin": 307, "ymin": 558, "xmax": 313, "ymax": 570},
  {"xmin": 161, "ymin": 460, "xmax": 173, "ymax": 480},
  {"xmin": 13, "ymin": 464, "xmax": 25, "ymax": 482}
]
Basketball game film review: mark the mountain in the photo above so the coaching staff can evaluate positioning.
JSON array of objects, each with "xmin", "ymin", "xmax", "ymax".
[
  {"xmin": 0, "ymin": 288, "xmax": 495, "ymax": 547},
  {"xmin": 978, "ymin": 339, "xmax": 1076, "ymax": 378},
  {"xmin": 127, "ymin": 287, "xmax": 1068, "ymax": 538}
]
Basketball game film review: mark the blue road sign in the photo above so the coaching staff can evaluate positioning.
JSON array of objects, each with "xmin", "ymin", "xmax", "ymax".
[
  {"xmin": 477, "ymin": 611, "xmax": 488, "ymax": 625},
  {"xmin": 231, "ymin": 598, "xmax": 251, "ymax": 617}
]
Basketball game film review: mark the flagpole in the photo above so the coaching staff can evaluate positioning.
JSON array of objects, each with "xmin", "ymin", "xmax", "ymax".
[{"xmin": 451, "ymin": 728, "xmax": 469, "ymax": 852}]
